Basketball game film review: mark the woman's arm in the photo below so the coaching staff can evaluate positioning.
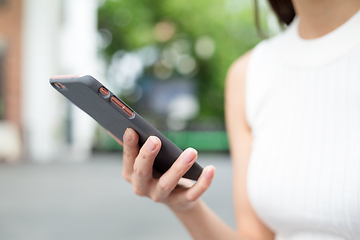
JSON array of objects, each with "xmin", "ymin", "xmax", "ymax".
[
  {"xmin": 225, "ymin": 51, "xmax": 274, "ymax": 240},
  {"xmin": 170, "ymin": 50, "xmax": 275, "ymax": 240}
]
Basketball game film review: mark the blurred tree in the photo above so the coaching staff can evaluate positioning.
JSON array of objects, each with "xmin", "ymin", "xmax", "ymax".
[
  {"xmin": 0, "ymin": 55, "xmax": 3, "ymax": 120},
  {"xmin": 98, "ymin": 0, "xmax": 267, "ymax": 128},
  {"xmin": 0, "ymin": 100, "xmax": 3, "ymax": 119}
]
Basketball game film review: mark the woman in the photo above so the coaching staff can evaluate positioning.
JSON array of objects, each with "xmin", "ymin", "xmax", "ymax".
[{"xmin": 117, "ymin": 0, "xmax": 360, "ymax": 239}]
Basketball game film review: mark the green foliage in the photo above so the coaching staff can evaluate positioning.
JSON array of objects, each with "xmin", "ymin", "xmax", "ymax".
[
  {"xmin": 93, "ymin": 129, "xmax": 229, "ymax": 152},
  {"xmin": 98, "ymin": 0, "xmax": 264, "ymax": 125},
  {"xmin": 0, "ymin": 99, "xmax": 3, "ymax": 119}
]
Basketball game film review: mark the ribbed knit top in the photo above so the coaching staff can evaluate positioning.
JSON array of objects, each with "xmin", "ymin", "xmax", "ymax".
[{"xmin": 246, "ymin": 9, "xmax": 360, "ymax": 240}]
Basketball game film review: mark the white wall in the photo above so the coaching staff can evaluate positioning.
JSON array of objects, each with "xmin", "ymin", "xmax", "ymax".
[
  {"xmin": 22, "ymin": 0, "xmax": 101, "ymax": 162},
  {"xmin": 59, "ymin": 0, "xmax": 101, "ymax": 161}
]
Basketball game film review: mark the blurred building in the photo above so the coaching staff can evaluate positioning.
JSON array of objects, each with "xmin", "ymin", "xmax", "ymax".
[
  {"xmin": 0, "ymin": 0, "xmax": 103, "ymax": 162},
  {"xmin": 0, "ymin": 0, "xmax": 22, "ymax": 126}
]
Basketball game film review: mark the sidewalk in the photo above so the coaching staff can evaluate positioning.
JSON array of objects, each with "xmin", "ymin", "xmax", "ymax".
[{"xmin": 0, "ymin": 153, "xmax": 235, "ymax": 240}]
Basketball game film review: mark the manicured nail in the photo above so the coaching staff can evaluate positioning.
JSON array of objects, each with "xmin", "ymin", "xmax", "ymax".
[
  {"xmin": 204, "ymin": 166, "xmax": 215, "ymax": 180},
  {"xmin": 182, "ymin": 148, "xmax": 197, "ymax": 163},
  {"xmin": 145, "ymin": 136, "xmax": 157, "ymax": 151},
  {"xmin": 124, "ymin": 128, "xmax": 133, "ymax": 142}
]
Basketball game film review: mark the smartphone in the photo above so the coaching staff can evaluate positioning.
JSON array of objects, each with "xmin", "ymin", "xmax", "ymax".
[{"xmin": 50, "ymin": 75, "xmax": 203, "ymax": 180}]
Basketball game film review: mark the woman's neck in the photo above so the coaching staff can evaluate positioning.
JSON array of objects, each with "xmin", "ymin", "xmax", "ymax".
[{"xmin": 292, "ymin": 0, "xmax": 360, "ymax": 39}]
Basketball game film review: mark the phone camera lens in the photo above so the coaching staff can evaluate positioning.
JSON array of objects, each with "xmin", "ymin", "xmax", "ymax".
[
  {"xmin": 54, "ymin": 82, "xmax": 66, "ymax": 89},
  {"xmin": 99, "ymin": 87, "xmax": 110, "ymax": 97}
]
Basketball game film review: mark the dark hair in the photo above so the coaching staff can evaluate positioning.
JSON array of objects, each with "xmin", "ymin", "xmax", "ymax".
[
  {"xmin": 255, "ymin": 0, "xmax": 295, "ymax": 37},
  {"xmin": 268, "ymin": 0, "xmax": 295, "ymax": 25}
]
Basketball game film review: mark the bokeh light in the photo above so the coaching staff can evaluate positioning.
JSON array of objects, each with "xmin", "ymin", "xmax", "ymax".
[
  {"xmin": 154, "ymin": 21, "xmax": 176, "ymax": 42},
  {"xmin": 195, "ymin": 36, "xmax": 216, "ymax": 60}
]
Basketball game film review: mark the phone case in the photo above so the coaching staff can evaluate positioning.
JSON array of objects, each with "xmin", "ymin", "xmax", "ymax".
[{"xmin": 50, "ymin": 75, "xmax": 203, "ymax": 180}]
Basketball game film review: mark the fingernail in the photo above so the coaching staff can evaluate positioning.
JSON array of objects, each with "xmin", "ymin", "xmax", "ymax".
[
  {"xmin": 145, "ymin": 136, "xmax": 157, "ymax": 151},
  {"xmin": 124, "ymin": 128, "xmax": 133, "ymax": 142},
  {"xmin": 205, "ymin": 166, "xmax": 215, "ymax": 180},
  {"xmin": 182, "ymin": 149, "xmax": 197, "ymax": 163}
]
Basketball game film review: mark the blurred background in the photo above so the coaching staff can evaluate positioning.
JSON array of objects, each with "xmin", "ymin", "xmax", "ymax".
[{"xmin": 0, "ymin": 0, "xmax": 279, "ymax": 239}]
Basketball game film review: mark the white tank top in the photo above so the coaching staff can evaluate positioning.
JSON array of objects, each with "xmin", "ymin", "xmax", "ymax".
[{"xmin": 246, "ymin": 10, "xmax": 360, "ymax": 240}]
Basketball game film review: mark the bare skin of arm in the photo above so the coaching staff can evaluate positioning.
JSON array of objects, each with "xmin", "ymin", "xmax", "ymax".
[
  {"xmin": 225, "ymin": 51, "xmax": 274, "ymax": 240},
  {"xmin": 110, "ymin": 51, "xmax": 274, "ymax": 240}
]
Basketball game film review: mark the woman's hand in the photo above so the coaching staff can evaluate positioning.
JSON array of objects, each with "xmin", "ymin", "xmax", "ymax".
[{"xmin": 119, "ymin": 128, "xmax": 215, "ymax": 212}]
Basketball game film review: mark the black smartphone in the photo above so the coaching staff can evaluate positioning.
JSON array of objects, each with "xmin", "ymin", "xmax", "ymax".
[{"xmin": 50, "ymin": 75, "xmax": 203, "ymax": 180}]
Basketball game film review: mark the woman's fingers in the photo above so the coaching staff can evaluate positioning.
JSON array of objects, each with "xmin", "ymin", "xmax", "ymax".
[
  {"xmin": 121, "ymin": 129, "xmax": 213, "ymax": 207},
  {"xmin": 152, "ymin": 148, "xmax": 198, "ymax": 202},
  {"xmin": 185, "ymin": 166, "xmax": 215, "ymax": 201},
  {"xmin": 122, "ymin": 128, "xmax": 139, "ymax": 182},
  {"xmin": 165, "ymin": 166, "xmax": 215, "ymax": 209},
  {"xmin": 177, "ymin": 178, "xmax": 195, "ymax": 188},
  {"xmin": 132, "ymin": 136, "xmax": 161, "ymax": 196}
]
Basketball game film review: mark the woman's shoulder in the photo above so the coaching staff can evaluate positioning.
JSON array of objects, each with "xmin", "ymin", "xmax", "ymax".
[
  {"xmin": 228, "ymin": 50, "xmax": 252, "ymax": 76},
  {"xmin": 226, "ymin": 50, "xmax": 252, "ymax": 92},
  {"xmin": 229, "ymin": 33, "xmax": 287, "ymax": 73},
  {"xmin": 226, "ymin": 25, "xmax": 292, "ymax": 87}
]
